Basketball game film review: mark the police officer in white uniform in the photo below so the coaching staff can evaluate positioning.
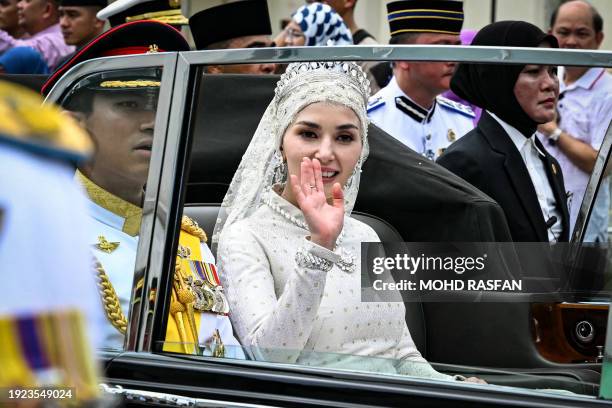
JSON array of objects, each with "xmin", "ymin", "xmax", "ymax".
[{"xmin": 368, "ymin": 0, "xmax": 474, "ymax": 160}]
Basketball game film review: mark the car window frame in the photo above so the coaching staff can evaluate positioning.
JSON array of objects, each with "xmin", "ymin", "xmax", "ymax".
[{"xmin": 45, "ymin": 45, "xmax": 612, "ymax": 403}]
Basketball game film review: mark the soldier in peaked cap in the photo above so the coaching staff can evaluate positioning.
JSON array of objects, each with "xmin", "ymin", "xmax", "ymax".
[
  {"xmin": 189, "ymin": 0, "xmax": 276, "ymax": 75},
  {"xmin": 367, "ymin": 0, "xmax": 474, "ymax": 161},
  {"xmin": 97, "ymin": 0, "xmax": 188, "ymax": 28},
  {"xmin": 59, "ymin": 0, "xmax": 106, "ymax": 49},
  {"xmin": 41, "ymin": 21, "xmax": 243, "ymax": 357}
]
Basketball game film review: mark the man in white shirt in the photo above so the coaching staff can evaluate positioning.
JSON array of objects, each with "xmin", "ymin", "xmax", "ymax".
[
  {"xmin": 368, "ymin": 0, "xmax": 474, "ymax": 161},
  {"xmin": 538, "ymin": 0, "xmax": 611, "ymax": 242}
]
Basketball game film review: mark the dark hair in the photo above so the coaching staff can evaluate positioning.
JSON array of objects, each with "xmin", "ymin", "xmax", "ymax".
[
  {"xmin": 389, "ymin": 32, "xmax": 420, "ymax": 45},
  {"xmin": 550, "ymin": 0, "xmax": 603, "ymax": 33},
  {"xmin": 205, "ymin": 38, "xmax": 233, "ymax": 51}
]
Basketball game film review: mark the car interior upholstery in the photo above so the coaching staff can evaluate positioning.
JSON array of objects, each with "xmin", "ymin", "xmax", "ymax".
[{"xmin": 183, "ymin": 73, "xmax": 601, "ymax": 394}]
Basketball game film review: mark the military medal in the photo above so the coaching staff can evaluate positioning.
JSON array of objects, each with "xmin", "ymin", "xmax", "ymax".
[
  {"xmin": 212, "ymin": 286, "xmax": 230, "ymax": 314},
  {"xmin": 447, "ymin": 129, "xmax": 456, "ymax": 142},
  {"xmin": 94, "ymin": 235, "xmax": 120, "ymax": 253},
  {"xmin": 187, "ymin": 276, "xmax": 215, "ymax": 311},
  {"xmin": 190, "ymin": 260, "xmax": 228, "ymax": 314},
  {"xmin": 177, "ymin": 244, "xmax": 192, "ymax": 259}
]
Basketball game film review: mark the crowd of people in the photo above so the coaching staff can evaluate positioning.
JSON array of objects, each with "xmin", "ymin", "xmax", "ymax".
[{"xmin": 1, "ymin": 0, "xmax": 611, "ymax": 401}]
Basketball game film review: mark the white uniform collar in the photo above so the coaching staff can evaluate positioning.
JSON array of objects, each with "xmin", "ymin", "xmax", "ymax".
[{"xmin": 388, "ymin": 76, "xmax": 436, "ymax": 123}]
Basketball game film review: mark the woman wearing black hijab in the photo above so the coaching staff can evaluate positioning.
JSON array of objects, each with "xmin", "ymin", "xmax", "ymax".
[{"xmin": 437, "ymin": 21, "xmax": 570, "ymax": 243}]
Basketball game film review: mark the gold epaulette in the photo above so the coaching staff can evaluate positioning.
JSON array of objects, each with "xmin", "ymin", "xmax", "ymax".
[{"xmin": 181, "ymin": 215, "xmax": 207, "ymax": 243}]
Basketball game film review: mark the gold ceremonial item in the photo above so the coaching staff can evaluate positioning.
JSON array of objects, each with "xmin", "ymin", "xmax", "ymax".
[{"xmin": 95, "ymin": 235, "xmax": 120, "ymax": 253}]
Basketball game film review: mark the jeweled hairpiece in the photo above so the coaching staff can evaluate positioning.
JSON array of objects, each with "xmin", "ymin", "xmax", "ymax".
[{"xmin": 274, "ymin": 61, "xmax": 370, "ymax": 105}]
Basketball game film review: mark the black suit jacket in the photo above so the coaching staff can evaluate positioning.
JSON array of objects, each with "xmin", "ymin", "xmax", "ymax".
[{"xmin": 437, "ymin": 112, "xmax": 570, "ymax": 242}]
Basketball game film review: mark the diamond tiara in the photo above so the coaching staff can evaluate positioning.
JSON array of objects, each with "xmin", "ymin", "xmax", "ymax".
[{"xmin": 274, "ymin": 61, "xmax": 371, "ymax": 105}]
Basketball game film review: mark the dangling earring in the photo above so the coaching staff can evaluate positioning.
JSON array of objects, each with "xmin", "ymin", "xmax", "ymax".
[
  {"xmin": 273, "ymin": 151, "xmax": 287, "ymax": 185},
  {"xmin": 344, "ymin": 162, "xmax": 361, "ymax": 191}
]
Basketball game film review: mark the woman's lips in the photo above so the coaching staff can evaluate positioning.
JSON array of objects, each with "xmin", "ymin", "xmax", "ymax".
[{"xmin": 321, "ymin": 168, "xmax": 339, "ymax": 184}]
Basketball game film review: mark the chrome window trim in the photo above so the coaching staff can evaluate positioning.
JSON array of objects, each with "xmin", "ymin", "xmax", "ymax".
[
  {"xmin": 178, "ymin": 45, "xmax": 612, "ymax": 67},
  {"xmin": 44, "ymin": 52, "xmax": 179, "ymax": 352},
  {"xmin": 571, "ymin": 120, "xmax": 612, "ymax": 243},
  {"xmin": 145, "ymin": 53, "xmax": 196, "ymax": 352}
]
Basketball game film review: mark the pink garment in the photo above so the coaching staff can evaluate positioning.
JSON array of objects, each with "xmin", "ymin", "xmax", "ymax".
[{"xmin": 0, "ymin": 24, "xmax": 74, "ymax": 70}]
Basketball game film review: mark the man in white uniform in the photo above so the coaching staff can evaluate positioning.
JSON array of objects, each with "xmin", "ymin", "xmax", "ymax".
[
  {"xmin": 0, "ymin": 80, "xmax": 102, "ymax": 402},
  {"xmin": 368, "ymin": 0, "xmax": 474, "ymax": 161},
  {"xmin": 42, "ymin": 20, "xmax": 242, "ymax": 357},
  {"xmin": 538, "ymin": 0, "xmax": 611, "ymax": 241}
]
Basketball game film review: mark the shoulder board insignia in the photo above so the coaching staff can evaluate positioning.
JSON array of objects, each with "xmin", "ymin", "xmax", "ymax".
[
  {"xmin": 437, "ymin": 96, "xmax": 476, "ymax": 119},
  {"xmin": 181, "ymin": 215, "xmax": 207, "ymax": 243},
  {"xmin": 367, "ymin": 96, "xmax": 386, "ymax": 113}
]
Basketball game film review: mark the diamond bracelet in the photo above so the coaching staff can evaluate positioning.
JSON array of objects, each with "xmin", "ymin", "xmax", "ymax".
[{"xmin": 295, "ymin": 246, "xmax": 333, "ymax": 272}]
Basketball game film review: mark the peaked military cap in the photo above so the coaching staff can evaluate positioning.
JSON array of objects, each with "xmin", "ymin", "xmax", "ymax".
[
  {"xmin": 387, "ymin": 0, "xmax": 464, "ymax": 37},
  {"xmin": 41, "ymin": 20, "xmax": 189, "ymax": 96},
  {"xmin": 97, "ymin": 0, "xmax": 187, "ymax": 27},
  {"xmin": 59, "ymin": 0, "xmax": 107, "ymax": 8},
  {"xmin": 189, "ymin": 0, "xmax": 272, "ymax": 50}
]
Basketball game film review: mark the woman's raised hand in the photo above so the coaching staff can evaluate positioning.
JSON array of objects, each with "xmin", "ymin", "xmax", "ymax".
[{"xmin": 290, "ymin": 157, "xmax": 344, "ymax": 250}]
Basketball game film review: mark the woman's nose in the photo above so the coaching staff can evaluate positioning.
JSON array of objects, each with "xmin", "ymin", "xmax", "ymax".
[
  {"xmin": 542, "ymin": 71, "xmax": 558, "ymax": 90},
  {"xmin": 314, "ymin": 138, "xmax": 334, "ymax": 162}
]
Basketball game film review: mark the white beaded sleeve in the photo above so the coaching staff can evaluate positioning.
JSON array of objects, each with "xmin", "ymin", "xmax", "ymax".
[{"xmin": 217, "ymin": 220, "xmax": 338, "ymax": 363}]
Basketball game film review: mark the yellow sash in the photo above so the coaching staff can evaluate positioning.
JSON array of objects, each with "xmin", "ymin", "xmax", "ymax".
[{"xmin": 163, "ymin": 220, "xmax": 205, "ymax": 354}]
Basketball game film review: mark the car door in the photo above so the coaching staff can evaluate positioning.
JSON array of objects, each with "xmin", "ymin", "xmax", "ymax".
[{"xmin": 45, "ymin": 45, "xmax": 612, "ymax": 407}]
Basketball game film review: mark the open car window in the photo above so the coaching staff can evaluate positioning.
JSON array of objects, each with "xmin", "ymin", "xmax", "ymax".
[{"xmin": 46, "ymin": 47, "xmax": 612, "ymax": 406}]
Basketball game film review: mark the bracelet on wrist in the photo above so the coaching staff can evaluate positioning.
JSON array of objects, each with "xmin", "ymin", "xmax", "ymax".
[{"xmin": 295, "ymin": 246, "xmax": 333, "ymax": 272}]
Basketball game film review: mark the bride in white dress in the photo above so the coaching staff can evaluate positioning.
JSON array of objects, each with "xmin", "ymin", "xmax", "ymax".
[{"xmin": 214, "ymin": 61, "xmax": 482, "ymax": 382}]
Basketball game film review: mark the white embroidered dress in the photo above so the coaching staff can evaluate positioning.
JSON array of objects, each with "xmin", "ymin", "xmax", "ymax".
[{"xmin": 218, "ymin": 189, "xmax": 452, "ymax": 380}]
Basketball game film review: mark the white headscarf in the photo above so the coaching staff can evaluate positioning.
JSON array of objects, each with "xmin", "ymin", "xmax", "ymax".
[{"xmin": 212, "ymin": 61, "xmax": 371, "ymax": 247}]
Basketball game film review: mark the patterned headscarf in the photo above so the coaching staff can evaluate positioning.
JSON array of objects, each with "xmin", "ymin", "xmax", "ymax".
[{"xmin": 292, "ymin": 2, "xmax": 353, "ymax": 46}]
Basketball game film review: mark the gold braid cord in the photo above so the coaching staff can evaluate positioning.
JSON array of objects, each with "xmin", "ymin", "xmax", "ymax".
[
  {"xmin": 181, "ymin": 216, "xmax": 207, "ymax": 243},
  {"xmin": 93, "ymin": 259, "xmax": 128, "ymax": 335},
  {"xmin": 171, "ymin": 255, "xmax": 203, "ymax": 354}
]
